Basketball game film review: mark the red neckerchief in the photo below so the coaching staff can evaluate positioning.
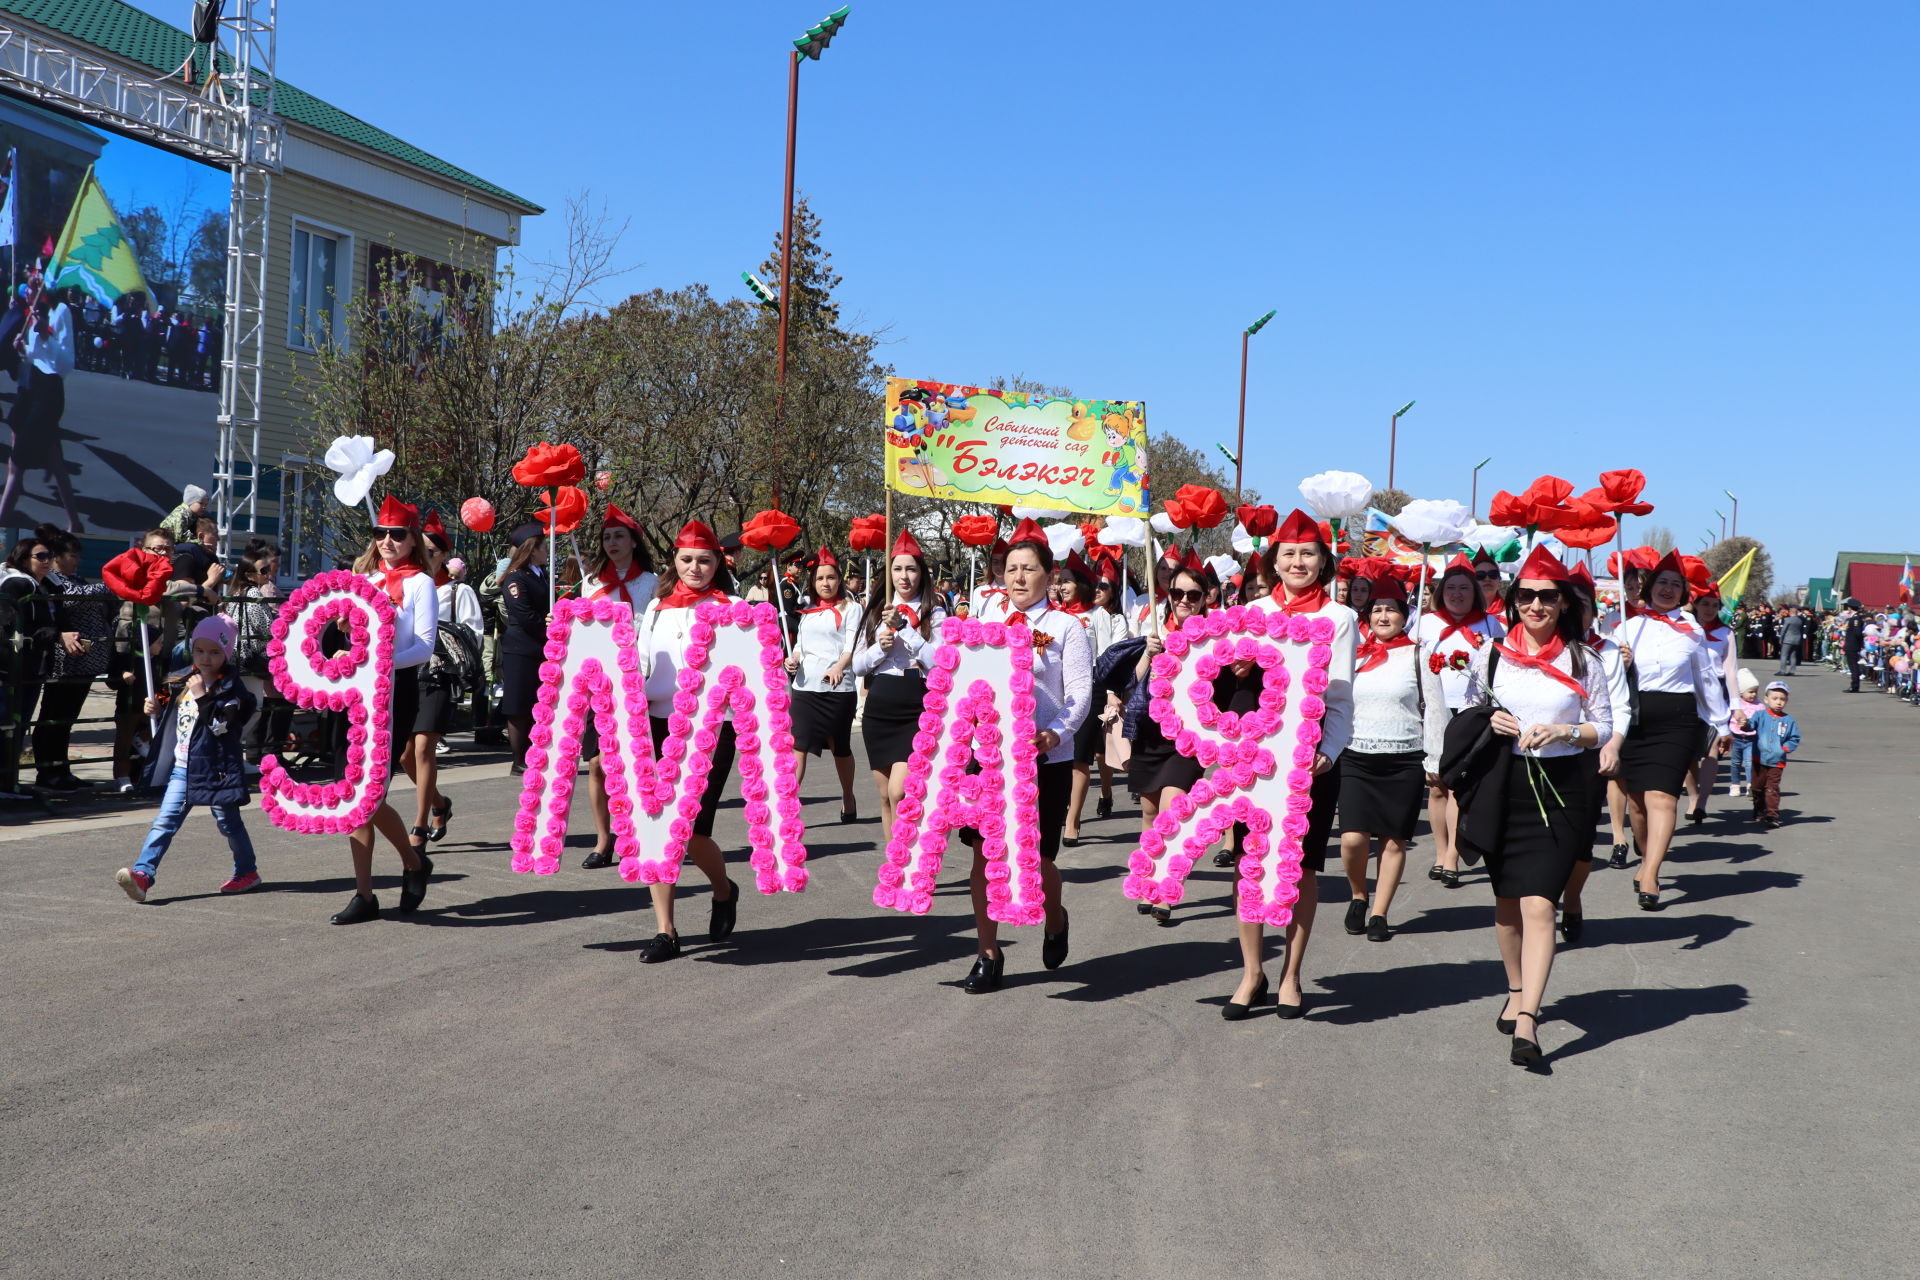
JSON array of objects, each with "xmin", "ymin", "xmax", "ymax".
[
  {"xmin": 802, "ymin": 594, "xmax": 846, "ymax": 629},
  {"xmin": 433, "ymin": 569, "xmax": 451, "ymax": 588},
  {"xmin": 888, "ymin": 598, "xmax": 921, "ymax": 630},
  {"xmin": 1356, "ymin": 633, "xmax": 1414, "ymax": 673},
  {"xmin": 1495, "ymin": 631, "xmax": 1586, "ymax": 697},
  {"xmin": 658, "ymin": 582, "xmax": 728, "ymax": 610},
  {"xmin": 1586, "ymin": 629, "xmax": 1604, "ymax": 647},
  {"xmin": 1271, "ymin": 582, "xmax": 1329, "ymax": 614},
  {"xmin": 593, "ymin": 560, "xmax": 648, "ymax": 606},
  {"xmin": 1629, "ymin": 605, "xmax": 1696, "ymax": 635},
  {"xmin": 1702, "ymin": 622, "xmax": 1729, "ymax": 642},
  {"xmin": 1431, "ymin": 601, "xmax": 1490, "ymax": 647},
  {"xmin": 374, "ymin": 563, "xmax": 421, "ymax": 605},
  {"xmin": 1059, "ymin": 599, "xmax": 1089, "ymax": 616}
]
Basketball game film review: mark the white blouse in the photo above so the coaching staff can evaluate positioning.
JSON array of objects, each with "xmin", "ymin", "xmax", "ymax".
[
  {"xmin": 585, "ymin": 565, "xmax": 658, "ymax": 617},
  {"xmin": 639, "ymin": 594, "xmax": 744, "ymax": 718},
  {"xmin": 1413, "ymin": 608, "xmax": 1506, "ymax": 710},
  {"xmin": 1590, "ymin": 634, "xmax": 1634, "ymax": 740},
  {"xmin": 1463, "ymin": 641, "xmax": 1613, "ymax": 758},
  {"xmin": 437, "ymin": 579, "xmax": 483, "ymax": 633},
  {"xmin": 1348, "ymin": 643, "xmax": 1450, "ymax": 773},
  {"xmin": 369, "ymin": 570, "xmax": 437, "ymax": 670},
  {"xmin": 791, "ymin": 598, "xmax": 863, "ymax": 695},
  {"xmin": 1248, "ymin": 593, "xmax": 1360, "ymax": 763},
  {"xmin": 1084, "ymin": 606, "xmax": 1130, "ymax": 655},
  {"xmin": 997, "ymin": 597, "xmax": 1093, "ymax": 766},
  {"xmin": 1613, "ymin": 611, "xmax": 1731, "ymax": 733},
  {"xmin": 851, "ymin": 595, "xmax": 946, "ymax": 679}
]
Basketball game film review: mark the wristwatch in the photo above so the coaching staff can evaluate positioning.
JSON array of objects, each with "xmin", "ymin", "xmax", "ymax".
[{"xmin": 1564, "ymin": 723, "xmax": 1581, "ymax": 745}]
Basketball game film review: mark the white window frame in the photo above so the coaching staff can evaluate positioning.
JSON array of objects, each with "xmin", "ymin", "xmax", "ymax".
[{"xmin": 286, "ymin": 217, "xmax": 355, "ymax": 353}]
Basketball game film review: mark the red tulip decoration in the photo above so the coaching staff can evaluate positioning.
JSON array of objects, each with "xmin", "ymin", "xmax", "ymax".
[
  {"xmin": 535, "ymin": 486, "xmax": 588, "ymax": 535},
  {"xmin": 1235, "ymin": 504, "xmax": 1279, "ymax": 540},
  {"xmin": 1162, "ymin": 484, "xmax": 1229, "ymax": 534},
  {"xmin": 950, "ymin": 514, "xmax": 1001, "ymax": 548},
  {"xmin": 1596, "ymin": 469, "xmax": 1654, "ymax": 517},
  {"xmin": 1554, "ymin": 504, "xmax": 1621, "ymax": 550},
  {"xmin": 459, "ymin": 496, "xmax": 495, "ymax": 533}
]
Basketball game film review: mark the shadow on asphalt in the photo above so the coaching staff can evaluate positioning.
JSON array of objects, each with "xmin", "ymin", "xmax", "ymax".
[
  {"xmin": 424, "ymin": 882, "xmax": 657, "ymax": 927},
  {"xmin": 691, "ymin": 908, "xmax": 980, "ymax": 977},
  {"xmin": 1546, "ymin": 983, "xmax": 1750, "ymax": 1062},
  {"xmin": 1663, "ymin": 838, "xmax": 1775, "ymax": 866},
  {"xmin": 1294, "ymin": 958, "xmax": 1510, "ymax": 1025},
  {"xmin": 1392, "ymin": 904, "xmax": 1491, "ymax": 935},
  {"xmin": 1669, "ymin": 868, "xmax": 1802, "ymax": 904},
  {"xmin": 1044, "ymin": 937, "xmax": 1240, "ymax": 1003},
  {"xmin": 1580, "ymin": 912, "xmax": 1753, "ymax": 952}
]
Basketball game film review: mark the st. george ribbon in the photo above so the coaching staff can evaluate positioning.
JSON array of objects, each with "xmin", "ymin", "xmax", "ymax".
[
  {"xmin": 1122, "ymin": 605, "xmax": 1335, "ymax": 926},
  {"xmin": 507, "ymin": 596, "xmax": 809, "ymax": 893}
]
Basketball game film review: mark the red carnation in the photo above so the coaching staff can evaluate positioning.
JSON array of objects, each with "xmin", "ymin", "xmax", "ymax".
[
  {"xmin": 1163, "ymin": 484, "xmax": 1228, "ymax": 531},
  {"xmin": 848, "ymin": 514, "xmax": 887, "ymax": 552},
  {"xmin": 534, "ymin": 486, "xmax": 588, "ymax": 534},
  {"xmin": 1235, "ymin": 504, "xmax": 1279, "ymax": 539},
  {"xmin": 103, "ymin": 548, "xmax": 172, "ymax": 607},
  {"xmin": 1596, "ymin": 468, "xmax": 1654, "ymax": 517},
  {"xmin": 950, "ymin": 514, "xmax": 1001, "ymax": 548},
  {"xmin": 740, "ymin": 509, "xmax": 802, "ymax": 552},
  {"xmin": 511, "ymin": 441, "xmax": 586, "ymax": 488}
]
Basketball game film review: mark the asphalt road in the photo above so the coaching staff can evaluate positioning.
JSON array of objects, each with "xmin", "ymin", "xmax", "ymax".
[{"xmin": 3, "ymin": 661, "xmax": 1912, "ymax": 1279}]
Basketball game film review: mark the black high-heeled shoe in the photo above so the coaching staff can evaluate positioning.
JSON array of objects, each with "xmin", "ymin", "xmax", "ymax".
[
  {"xmin": 1221, "ymin": 974, "xmax": 1270, "ymax": 1021},
  {"xmin": 1213, "ymin": 849, "xmax": 1237, "ymax": 869},
  {"xmin": 1135, "ymin": 900, "xmax": 1153, "ymax": 916},
  {"xmin": 1608, "ymin": 843, "xmax": 1628, "ymax": 869},
  {"xmin": 1274, "ymin": 994, "xmax": 1306, "ymax": 1021},
  {"xmin": 1510, "ymin": 1011, "xmax": 1542, "ymax": 1065},
  {"xmin": 1560, "ymin": 912, "xmax": 1585, "ymax": 944},
  {"xmin": 1496, "ymin": 987, "xmax": 1522, "ymax": 1035},
  {"xmin": 398, "ymin": 851, "xmax": 432, "ymax": 913},
  {"xmin": 1095, "ymin": 795, "xmax": 1113, "ymax": 820},
  {"xmin": 709, "ymin": 879, "xmax": 739, "ymax": 943},
  {"xmin": 1150, "ymin": 903, "xmax": 1173, "ymax": 926},
  {"xmin": 962, "ymin": 951, "xmax": 1003, "ymax": 994},
  {"xmin": 1427, "ymin": 863, "xmax": 1444, "ymax": 881},
  {"xmin": 428, "ymin": 796, "xmax": 453, "ymax": 842},
  {"xmin": 581, "ymin": 845, "xmax": 615, "ymax": 869},
  {"xmin": 1042, "ymin": 910, "xmax": 1070, "ymax": 969}
]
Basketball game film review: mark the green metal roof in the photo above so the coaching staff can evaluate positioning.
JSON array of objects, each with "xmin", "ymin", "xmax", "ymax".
[{"xmin": 0, "ymin": 0, "xmax": 542, "ymax": 212}]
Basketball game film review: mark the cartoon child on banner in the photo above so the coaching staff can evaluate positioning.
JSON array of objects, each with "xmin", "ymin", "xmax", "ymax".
[
  {"xmin": 1103, "ymin": 408, "xmax": 1148, "ymax": 509},
  {"xmin": 1121, "ymin": 606, "xmax": 1335, "ymax": 925}
]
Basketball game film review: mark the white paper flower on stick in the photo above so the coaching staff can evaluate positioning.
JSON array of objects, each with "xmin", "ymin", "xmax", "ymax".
[
  {"xmin": 1392, "ymin": 498, "xmax": 1477, "ymax": 547},
  {"xmin": 1229, "ymin": 522, "xmax": 1256, "ymax": 555},
  {"xmin": 1149, "ymin": 512, "xmax": 1180, "ymax": 536},
  {"xmin": 1206, "ymin": 553, "xmax": 1241, "ymax": 582},
  {"xmin": 1463, "ymin": 522, "xmax": 1521, "ymax": 551},
  {"xmin": 324, "ymin": 435, "xmax": 395, "ymax": 507},
  {"xmin": 1011, "ymin": 506, "xmax": 1055, "ymax": 521},
  {"xmin": 1042, "ymin": 522, "xmax": 1084, "ymax": 561},
  {"xmin": 1298, "ymin": 470, "xmax": 1374, "ymax": 520},
  {"xmin": 1098, "ymin": 517, "xmax": 1149, "ymax": 548}
]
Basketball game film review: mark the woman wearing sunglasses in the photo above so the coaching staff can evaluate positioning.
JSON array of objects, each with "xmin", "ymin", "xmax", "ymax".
[
  {"xmin": 1231, "ymin": 509, "xmax": 1357, "ymax": 1020},
  {"xmin": 1413, "ymin": 553, "xmax": 1506, "ymax": 888},
  {"xmin": 1612, "ymin": 550, "xmax": 1730, "ymax": 910},
  {"xmin": 1459, "ymin": 547, "xmax": 1610, "ymax": 1064},
  {"xmin": 332, "ymin": 497, "xmax": 439, "ymax": 924},
  {"xmin": 1120, "ymin": 564, "xmax": 1214, "ymax": 924}
]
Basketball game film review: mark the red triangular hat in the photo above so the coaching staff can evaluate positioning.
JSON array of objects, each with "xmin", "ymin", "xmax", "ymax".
[
  {"xmin": 375, "ymin": 495, "xmax": 419, "ymax": 529},
  {"xmin": 1648, "ymin": 549, "xmax": 1685, "ymax": 582},
  {"xmin": 1569, "ymin": 561, "xmax": 1596, "ymax": 595},
  {"xmin": 991, "ymin": 537, "xmax": 1010, "ymax": 557},
  {"xmin": 812, "ymin": 544, "xmax": 838, "ymax": 567},
  {"xmin": 1515, "ymin": 544, "xmax": 1574, "ymax": 584},
  {"xmin": 891, "ymin": 527, "xmax": 925, "ymax": 560},
  {"xmin": 674, "ymin": 519, "xmax": 721, "ymax": 552},
  {"xmin": 421, "ymin": 509, "xmax": 447, "ymax": 539},
  {"xmin": 1471, "ymin": 547, "xmax": 1499, "ymax": 567},
  {"xmin": 1096, "ymin": 555, "xmax": 1122, "ymax": 584},
  {"xmin": 1273, "ymin": 508, "xmax": 1323, "ymax": 545},
  {"xmin": 1063, "ymin": 550, "xmax": 1094, "ymax": 581},
  {"xmin": 1443, "ymin": 552, "xmax": 1476, "ymax": 577},
  {"xmin": 1182, "ymin": 548, "xmax": 1204, "ymax": 574},
  {"xmin": 1006, "ymin": 517, "xmax": 1047, "ymax": 547},
  {"xmin": 1366, "ymin": 572, "xmax": 1408, "ymax": 604},
  {"xmin": 603, "ymin": 502, "xmax": 643, "ymax": 534}
]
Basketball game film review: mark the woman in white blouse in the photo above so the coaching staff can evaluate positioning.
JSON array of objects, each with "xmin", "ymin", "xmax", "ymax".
[
  {"xmin": 1683, "ymin": 582, "xmax": 1741, "ymax": 826},
  {"xmin": 579, "ymin": 504, "xmax": 658, "ymax": 869},
  {"xmin": 958, "ymin": 522, "xmax": 1092, "ymax": 994},
  {"xmin": 1613, "ymin": 551, "xmax": 1731, "ymax": 910},
  {"xmin": 1561, "ymin": 563, "xmax": 1632, "ymax": 945},
  {"xmin": 1460, "ymin": 546, "xmax": 1611, "ymax": 1065},
  {"xmin": 632, "ymin": 520, "xmax": 742, "ymax": 964},
  {"xmin": 852, "ymin": 529, "xmax": 946, "ymax": 842},
  {"xmin": 785, "ymin": 547, "xmax": 863, "ymax": 823},
  {"xmin": 1337, "ymin": 571, "xmax": 1448, "ymax": 942},
  {"xmin": 1059, "ymin": 552, "xmax": 1125, "ymax": 845},
  {"xmin": 1413, "ymin": 554, "xmax": 1505, "ymax": 888},
  {"xmin": 332, "ymin": 496, "xmax": 439, "ymax": 925}
]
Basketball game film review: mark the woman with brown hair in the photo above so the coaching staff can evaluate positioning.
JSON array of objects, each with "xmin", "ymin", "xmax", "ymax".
[
  {"xmin": 578, "ymin": 503, "xmax": 658, "ymax": 868},
  {"xmin": 785, "ymin": 546, "xmax": 863, "ymax": 824},
  {"xmin": 851, "ymin": 528, "xmax": 946, "ymax": 842},
  {"xmin": 1119, "ymin": 564, "xmax": 1213, "ymax": 925},
  {"xmin": 330, "ymin": 496, "xmax": 438, "ymax": 924},
  {"xmin": 495, "ymin": 522, "xmax": 549, "ymax": 774}
]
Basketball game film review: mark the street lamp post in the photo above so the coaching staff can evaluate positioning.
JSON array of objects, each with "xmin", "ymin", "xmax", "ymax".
[
  {"xmin": 1715, "ymin": 509, "xmax": 1726, "ymax": 542},
  {"xmin": 1388, "ymin": 400, "xmax": 1415, "ymax": 491},
  {"xmin": 1470, "ymin": 456, "xmax": 1492, "ymax": 518},
  {"xmin": 768, "ymin": 6, "xmax": 850, "ymax": 512},
  {"xmin": 1724, "ymin": 489, "xmax": 1738, "ymax": 538},
  {"xmin": 1235, "ymin": 309, "xmax": 1276, "ymax": 503}
]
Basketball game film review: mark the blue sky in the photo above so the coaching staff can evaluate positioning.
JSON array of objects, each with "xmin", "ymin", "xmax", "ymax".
[{"xmin": 115, "ymin": 0, "xmax": 1920, "ymax": 588}]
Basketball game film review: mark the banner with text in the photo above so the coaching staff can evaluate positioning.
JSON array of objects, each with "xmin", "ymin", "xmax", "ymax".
[{"xmin": 883, "ymin": 377, "xmax": 1150, "ymax": 517}]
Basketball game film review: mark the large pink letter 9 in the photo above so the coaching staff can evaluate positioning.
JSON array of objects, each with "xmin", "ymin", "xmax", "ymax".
[{"xmin": 260, "ymin": 570, "xmax": 397, "ymax": 834}]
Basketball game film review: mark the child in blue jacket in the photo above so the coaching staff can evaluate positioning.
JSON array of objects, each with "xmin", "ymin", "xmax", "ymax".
[
  {"xmin": 1749, "ymin": 681, "xmax": 1801, "ymax": 828},
  {"xmin": 115, "ymin": 616, "xmax": 260, "ymax": 901}
]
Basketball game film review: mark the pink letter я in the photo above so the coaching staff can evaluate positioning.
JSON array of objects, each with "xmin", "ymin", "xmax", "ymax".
[
  {"xmin": 1122, "ymin": 607, "xmax": 1334, "ymax": 927},
  {"xmin": 507, "ymin": 598, "xmax": 807, "ymax": 893},
  {"xmin": 872, "ymin": 618, "xmax": 1046, "ymax": 926},
  {"xmin": 259, "ymin": 572, "xmax": 397, "ymax": 834}
]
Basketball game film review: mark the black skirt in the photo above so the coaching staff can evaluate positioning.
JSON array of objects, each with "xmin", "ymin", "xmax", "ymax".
[
  {"xmin": 1337, "ymin": 750, "xmax": 1427, "ymax": 840},
  {"xmin": 413, "ymin": 680, "xmax": 455, "ymax": 736},
  {"xmin": 861, "ymin": 672, "xmax": 926, "ymax": 772},
  {"xmin": 650, "ymin": 715, "xmax": 735, "ymax": 839},
  {"xmin": 1483, "ymin": 752, "xmax": 1587, "ymax": 898},
  {"xmin": 497, "ymin": 644, "xmax": 544, "ymax": 719},
  {"xmin": 1072, "ymin": 711, "xmax": 1104, "ymax": 765},
  {"xmin": 1127, "ymin": 731, "xmax": 1202, "ymax": 797},
  {"xmin": 1298, "ymin": 764, "xmax": 1341, "ymax": 873},
  {"xmin": 386, "ymin": 665, "xmax": 420, "ymax": 767},
  {"xmin": 792, "ymin": 690, "xmax": 856, "ymax": 758},
  {"xmin": 1621, "ymin": 690, "xmax": 1701, "ymax": 796}
]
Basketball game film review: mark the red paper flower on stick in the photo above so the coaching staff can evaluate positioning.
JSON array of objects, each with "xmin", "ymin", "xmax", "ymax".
[
  {"xmin": 512, "ymin": 442, "xmax": 586, "ymax": 488},
  {"xmin": 1235, "ymin": 504, "xmax": 1279, "ymax": 539},
  {"xmin": 740, "ymin": 509, "xmax": 802, "ymax": 551},
  {"xmin": 1555, "ymin": 512, "xmax": 1620, "ymax": 549},
  {"xmin": 534, "ymin": 486, "xmax": 588, "ymax": 534},
  {"xmin": 1596, "ymin": 468, "xmax": 1654, "ymax": 517},
  {"xmin": 950, "ymin": 514, "xmax": 1001, "ymax": 548},
  {"xmin": 103, "ymin": 548, "xmax": 172, "ymax": 607},
  {"xmin": 1162, "ymin": 484, "xmax": 1229, "ymax": 531},
  {"xmin": 848, "ymin": 514, "xmax": 887, "ymax": 552}
]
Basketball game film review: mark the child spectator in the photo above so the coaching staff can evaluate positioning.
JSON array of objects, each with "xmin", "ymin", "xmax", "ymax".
[
  {"xmin": 1728, "ymin": 669, "xmax": 1762, "ymax": 797},
  {"xmin": 1749, "ymin": 681, "xmax": 1801, "ymax": 829},
  {"xmin": 114, "ymin": 616, "xmax": 261, "ymax": 901}
]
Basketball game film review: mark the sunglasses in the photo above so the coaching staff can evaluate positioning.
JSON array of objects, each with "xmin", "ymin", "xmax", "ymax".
[
  {"xmin": 1168, "ymin": 588, "xmax": 1206, "ymax": 604},
  {"xmin": 1474, "ymin": 570, "xmax": 1502, "ymax": 581},
  {"xmin": 1512, "ymin": 588, "xmax": 1563, "ymax": 606},
  {"xmin": 374, "ymin": 528, "xmax": 412, "ymax": 542},
  {"xmin": 30, "ymin": 550, "xmax": 53, "ymax": 561}
]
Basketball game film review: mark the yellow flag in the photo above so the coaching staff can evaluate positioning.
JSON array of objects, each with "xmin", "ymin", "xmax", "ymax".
[
  {"xmin": 49, "ymin": 165, "xmax": 153, "ymax": 307},
  {"xmin": 1717, "ymin": 547, "xmax": 1757, "ymax": 607}
]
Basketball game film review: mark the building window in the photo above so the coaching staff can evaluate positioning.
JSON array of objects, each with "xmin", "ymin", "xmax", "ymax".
[{"xmin": 288, "ymin": 224, "xmax": 350, "ymax": 350}]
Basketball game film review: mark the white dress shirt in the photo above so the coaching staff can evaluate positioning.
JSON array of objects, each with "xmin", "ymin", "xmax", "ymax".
[
  {"xmin": 851, "ymin": 595, "xmax": 946, "ymax": 678},
  {"xmin": 1613, "ymin": 610, "xmax": 1731, "ymax": 733},
  {"xmin": 24, "ymin": 301, "xmax": 75, "ymax": 377},
  {"xmin": 1464, "ymin": 641, "xmax": 1613, "ymax": 758},
  {"xmin": 791, "ymin": 597, "xmax": 864, "ymax": 694},
  {"xmin": 1248, "ymin": 592, "xmax": 1359, "ymax": 763},
  {"xmin": 1348, "ymin": 643, "xmax": 1450, "ymax": 774},
  {"xmin": 995, "ymin": 596, "xmax": 1093, "ymax": 766},
  {"xmin": 639, "ymin": 593, "xmax": 745, "ymax": 718},
  {"xmin": 368, "ymin": 569, "xmax": 437, "ymax": 670}
]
